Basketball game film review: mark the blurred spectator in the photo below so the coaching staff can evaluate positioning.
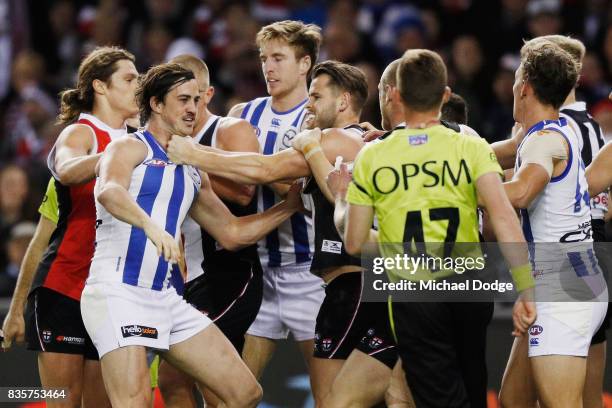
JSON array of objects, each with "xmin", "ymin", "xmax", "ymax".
[
  {"xmin": 578, "ymin": 51, "xmax": 611, "ymax": 107},
  {"xmin": 355, "ymin": 61, "xmax": 381, "ymax": 127},
  {"xmin": 526, "ymin": 0, "xmax": 563, "ymax": 38},
  {"xmin": 0, "ymin": 221, "xmax": 36, "ymax": 296},
  {"xmin": 2, "ymin": 50, "xmax": 57, "ymax": 164},
  {"xmin": 449, "ymin": 35, "xmax": 490, "ymax": 135},
  {"xmin": 592, "ymin": 99, "xmax": 612, "ymax": 143},
  {"xmin": 0, "ymin": 0, "xmax": 29, "ymax": 101},
  {"xmin": 483, "ymin": 55, "xmax": 520, "ymax": 142}
]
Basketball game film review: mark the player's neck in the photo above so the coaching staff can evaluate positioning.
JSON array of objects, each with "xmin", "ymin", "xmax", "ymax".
[
  {"xmin": 521, "ymin": 104, "xmax": 560, "ymax": 133},
  {"xmin": 193, "ymin": 108, "xmax": 213, "ymax": 136},
  {"xmin": 146, "ymin": 118, "xmax": 173, "ymax": 150},
  {"xmin": 403, "ymin": 109, "xmax": 441, "ymax": 130},
  {"xmin": 333, "ymin": 112, "xmax": 360, "ymax": 129},
  {"xmin": 91, "ymin": 103, "xmax": 127, "ymax": 129},
  {"xmin": 271, "ymin": 84, "xmax": 308, "ymax": 112},
  {"xmin": 562, "ymin": 89, "xmax": 577, "ymax": 107}
]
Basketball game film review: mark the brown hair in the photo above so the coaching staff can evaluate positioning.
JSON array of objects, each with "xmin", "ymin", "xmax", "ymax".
[
  {"xmin": 524, "ymin": 35, "xmax": 585, "ymax": 71},
  {"xmin": 256, "ymin": 20, "xmax": 322, "ymax": 77},
  {"xmin": 519, "ymin": 42, "xmax": 578, "ymax": 109},
  {"xmin": 169, "ymin": 54, "xmax": 210, "ymax": 89},
  {"xmin": 58, "ymin": 46, "xmax": 135, "ymax": 124},
  {"xmin": 136, "ymin": 63, "xmax": 195, "ymax": 124},
  {"xmin": 441, "ymin": 93, "xmax": 468, "ymax": 124},
  {"xmin": 311, "ymin": 60, "xmax": 368, "ymax": 114},
  {"xmin": 397, "ymin": 49, "xmax": 447, "ymax": 112}
]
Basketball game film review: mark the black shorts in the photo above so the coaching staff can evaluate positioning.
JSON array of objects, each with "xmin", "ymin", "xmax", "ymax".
[
  {"xmin": 24, "ymin": 287, "xmax": 99, "ymax": 360},
  {"xmin": 314, "ymin": 272, "xmax": 397, "ymax": 369},
  {"xmin": 391, "ymin": 300, "xmax": 493, "ymax": 408},
  {"xmin": 184, "ymin": 257, "xmax": 263, "ymax": 353},
  {"xmin": 591, "ymin": 219, "xmax": 611, "ymax": 345}
]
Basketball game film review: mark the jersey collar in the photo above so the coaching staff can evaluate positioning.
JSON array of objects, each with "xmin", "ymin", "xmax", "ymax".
[
  {"xmin": 525, "ymin": 117, "xmax": 567, "ymax": 137},
  {"xmin": 561, "ymin": 101, "xmax": 586, "ymax": 112},
  {"xmin": 79, "ymin": 113, "xmax": 127, "ymax": 140}
]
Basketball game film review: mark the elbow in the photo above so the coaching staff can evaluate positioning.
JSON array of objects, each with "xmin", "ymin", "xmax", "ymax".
[
  {"xmin": 345, "ymin": 239, "xmax": 361, "ymax": 256},
  {"xmin": 55, "ymin": 166, "xmax": 80, "ymax": 185},
  {"xmin": 236, "ymin": 185, "xmax": 256, "ymax": 206},
  {"xmin": 97, "ymin": 186, "xmax": 116, "ymax": 211}
]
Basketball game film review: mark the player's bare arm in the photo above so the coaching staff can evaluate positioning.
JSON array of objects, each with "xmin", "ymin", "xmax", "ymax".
[
  {"xmin": 293, "ymin": 128, "xmax": 364, "ymax": 204},
  {"xmin": 208, "ymin": 118, "xmax": 259, "ymax": 206},
  {"xmin": 189, "ymin": 172, "xmax": 302, "ymax": 251},
  {"xmin": 53, "ymin": 123, "xmax": 102, "ymax": 185},
  {"xmin": 475, "ymin": 172, "xmax": 536, "ymax": 336},
  {"xmin": 1, "ymin": 215, "xmax": 56, "ymax": 349},
  {"xmin": 490, "ymin": 123, "xmax": 525, "ymax": 170},
  {"xmin": 96, "ymin": 137, "xmax": 179, "ymax": 263},
  {"xmin": 502, "ymin": 131, "xmax": 568, "ymax": 208},
  {"xmin": 586, "ymin": 142, "xmax": 612, "ymax": 196},
  {"xmin": 343, "ymin": 203, "xmax": 375, "ymax": 256},
  {"xmin": 168, "ymin": 133, "xmax": 311, "ymax": 183}
]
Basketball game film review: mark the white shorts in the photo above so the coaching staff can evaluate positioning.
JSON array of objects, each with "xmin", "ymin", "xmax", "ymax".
[
  {"xmin": 247, "ymin": 261, "xmax": 324, "ymax": 341},
  {"xmin": 80, "ymin": 281, "xmax": 211, "ymax": 358},
  {"xmin": 528, "ymin": 301, "xmax": 607, "ymax": 357}
]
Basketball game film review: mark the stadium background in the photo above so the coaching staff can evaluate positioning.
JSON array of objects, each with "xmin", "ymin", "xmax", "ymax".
[{"xmin": 0, "ymin": 0, "xmax": 611, "ymax": 406}]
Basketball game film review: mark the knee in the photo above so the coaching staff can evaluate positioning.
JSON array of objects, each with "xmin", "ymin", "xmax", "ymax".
[
  {"xmin": 498, "ymin": 390, "xmax": 533, "ymax": 408},
  {"xmin": 234, "ymin": 380, "xmax": 262, "ymax": 407}
]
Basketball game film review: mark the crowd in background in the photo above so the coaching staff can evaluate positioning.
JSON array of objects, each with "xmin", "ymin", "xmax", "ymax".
[{"xmin": 0, "ymin": 0, "xmax": 611, "ymax": 295}]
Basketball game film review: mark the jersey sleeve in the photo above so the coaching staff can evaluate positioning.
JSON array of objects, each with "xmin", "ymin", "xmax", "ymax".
[
  {"xmin": 38, "ymin": 177, "xmax": 59, "ymax": 224},
  {"xmin": 346, "ymin": 145, "xmax": 374, "ymax": 206},
  {"xmin": 467, "ymin": 137, "xmax": 503, "ymax": 180}
]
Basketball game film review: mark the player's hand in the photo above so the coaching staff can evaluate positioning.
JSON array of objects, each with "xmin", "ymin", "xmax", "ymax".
[
  {"xmin": 292, "ymin": 128, "xmax": 322, "ymax": 152},
  {"xmin": 1, "ymin": 308, "xmax": 25, "ymax": 349},
  {"xmin": 359, "ymin": 122, "xmax": 379, "ymax": 132},
  {"xmin": 167, "ymin": 135, "xmax": 195, "ymax": 165},
  {"xmin": 143, "ymin": 220, "xmax": 180, "ymax": 264},
  {"xmin": 511, "ymin": 288, "xmax": 536, "ymax": 337},
  {"xmin": 510, "ymin": 123, "xmax": 525, "ymax": 146},
  {"xmin": 326, "ymin": 157, "xmax": 352, "ymax": 199},
  {"xmin": 285, "ymin": 182, "xmax": 305, "ymax": 212},
  {"xmin": 362, "ymin": 129, "xmax": 386, "ymax": 142}
]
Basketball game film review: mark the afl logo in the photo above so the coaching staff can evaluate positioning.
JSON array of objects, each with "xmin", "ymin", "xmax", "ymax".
[
  {"xmin": 529, "ymin": 325, "xmax": 543, "ymax": 336},
  {"xmin": 281, "ymin": 128, "xmax": 297, "ymax": 148},
  {"xmin": 144, "ymin": 158, "xmax": 170, "ymax": 167}
]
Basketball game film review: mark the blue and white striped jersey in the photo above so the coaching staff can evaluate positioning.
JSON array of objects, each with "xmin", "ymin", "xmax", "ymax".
[
  {"xmin": 515, "ymin": 118, "xmax": 592, "ymax": 243},
  {"xmin": 90, "ymin": 130, "xmax": 201, "ymax": 290},
  {"xmin": 240, "ymin": 96, "xmax": 314, "ymax": 267}
]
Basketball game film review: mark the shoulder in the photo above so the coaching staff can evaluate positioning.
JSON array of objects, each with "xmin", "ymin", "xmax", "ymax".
[
  {"xmin": 227, "ymin": 102, "xmax": 249, "ymax": 118},
  {"xmin": 56, "ymin": 123, "xmax": 96, "ymax": 146},
  {"xmin": 218, "ymin": 116, "xmax": 254, "ymax": 133},
  {"xmin": 106, "ymin": 133, "xmax": 147, "ymax": 155},
  {"xmin": 216, "ymin": 117, "xmax": 258, "ymax": 151}
]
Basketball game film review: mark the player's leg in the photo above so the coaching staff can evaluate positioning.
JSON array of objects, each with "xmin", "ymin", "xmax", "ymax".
[
  {"xmin": 244, "ymin": 263, "xmax": 285, "ymax": 379},
  {"xmin": 82, "ymin": 359, "xmax": 112, "ymax": 408},
  {"xmin": 242, "ymin": 334, "xmax": 277, "ymax": 379},
  {"xmin": 385, "ymin": 360, "xmax": 416, "ymax": 408},
  {"xmin": 37, "ymin": 352, "xmax": 84, "ymax": 408},
  {"xmin": 99, "ymin": 345, "xmax": 152, "ymax": 408},
  {"xmin": 583, "ymin": 341, "xmax": 605, "ymax": 408},
  {"xmin": 164, "ymin": 324, "xmax": 262, "ymax": 407},
  {"xmin": 158, "ymin": 359, "xmax": 196, "ymax": 408},
  {"xmin": 531, "ymin": 355, "xmax": 586, "ymax": 408},
  {"xmin": 310, "ymin": 357, "xmax": 344, "ymax": 406},
  {"xmin": 498, "ymin": 336, "xmax": 537, "ymax": 408},
  {"xmin": 322, "ymin": 350, "xmax": 392, "ymax": 407}
]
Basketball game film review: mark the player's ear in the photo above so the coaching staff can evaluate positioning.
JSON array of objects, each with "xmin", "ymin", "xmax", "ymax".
[
  {"xmin": 442, "ymin": 86, "xmax": 451, "ymax": 104},
  {"xmin": 150, "ymin": 96, "xmax": 163, "ymax": 115},
  {"xmin": 92, "ymin": 79, "xmax": 106, "ymax": 96},
  {"xmin": 338, "ymin": 91, "xmax": 350, "ymax": 112},
  {"xmin": 203, "ymin": 86, "xmax": 215, "ymax": 104},
  {"xmin": 299, "ymin": 55, "xmax": 311, "ymax": 76}
]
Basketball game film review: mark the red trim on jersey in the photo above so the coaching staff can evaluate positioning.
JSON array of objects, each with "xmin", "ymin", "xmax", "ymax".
[{"xmin": 42, "ymin": 118, "xmax": 113, "ymax": 300}]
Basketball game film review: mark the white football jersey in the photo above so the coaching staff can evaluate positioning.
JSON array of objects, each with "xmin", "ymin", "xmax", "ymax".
[{"xmin": 90, "ymin": 130, "xmax": 201, "ymax": 290}]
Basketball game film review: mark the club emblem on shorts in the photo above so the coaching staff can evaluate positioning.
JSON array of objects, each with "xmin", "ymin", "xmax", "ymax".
[
  {"xmin": 530, "ymin": 338, "xmax": 539, "ymax": 346},
  {"xmin": 121, "ymin": 325, "xmax": 158, "ymax": 339},
  {"xmin": 369, "ymin": 337, "xmax": 383, "ymax": 349},
  {"xmin": 322, "ymin": 338, "xmax": 333, "ymax": 352},
  {"xmin": 42, "ymin": 330, "xmax": 52, "ymax": 343},
  {"xmin": 408, "ymin": 134, "xmax": 428, "ymax": 145},
  {"xmin": 281, "ymin": 128, "xmax": 298, "ymax": 149},
  {"xmin": 529, "ymin": 325, "xmax": 543, "ymax": 336}
]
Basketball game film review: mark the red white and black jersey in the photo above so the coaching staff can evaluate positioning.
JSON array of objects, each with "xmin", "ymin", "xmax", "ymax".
[{"xmin": 31, "ymin": 113, "xmax": 126, "ymax": 301}]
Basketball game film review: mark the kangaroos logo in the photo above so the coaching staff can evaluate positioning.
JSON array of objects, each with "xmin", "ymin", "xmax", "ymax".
[
  {"xmin": 281, "ymin": 128, "xmax": 298, "ymax": 149},
  {"xmin": 143, "ymin": 158, "xmax": 170, "ymax": 167}
]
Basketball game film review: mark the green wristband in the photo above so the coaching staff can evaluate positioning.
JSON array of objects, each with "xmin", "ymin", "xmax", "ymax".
[{"xmin": 510, "ymin": 263, "xmax": 535, "ymax": 292}]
